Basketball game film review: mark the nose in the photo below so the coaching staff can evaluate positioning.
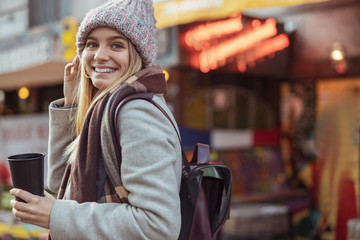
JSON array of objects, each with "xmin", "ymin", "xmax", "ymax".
[{"xmin": 94, "ymin": 46, "xmax": 110, "ymax": 62}]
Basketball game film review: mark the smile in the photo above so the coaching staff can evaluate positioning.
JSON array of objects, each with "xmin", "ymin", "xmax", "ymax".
[{"xmin": 94, "ymin": 67, "xmax": 116, "ymax": 73}]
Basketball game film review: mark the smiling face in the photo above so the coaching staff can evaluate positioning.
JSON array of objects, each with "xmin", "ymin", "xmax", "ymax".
[{"xmin": 82, "ymin": 27, "xmax": 130, "ymax": 90}]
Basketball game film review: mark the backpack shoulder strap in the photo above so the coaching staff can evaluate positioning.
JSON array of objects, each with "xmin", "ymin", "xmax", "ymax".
[{"xmin": 113, "ymin": 92, "xmax": 191, "ymax": 174}]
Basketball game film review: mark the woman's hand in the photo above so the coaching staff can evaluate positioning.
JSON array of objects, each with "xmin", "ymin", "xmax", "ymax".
[
  {"xmin": 10, "ymin": 188, "xmax": 56, "ymax": 229},
  {"xmin": 64, "ymin": 56, "xmax": 80, "ymax": 106}
]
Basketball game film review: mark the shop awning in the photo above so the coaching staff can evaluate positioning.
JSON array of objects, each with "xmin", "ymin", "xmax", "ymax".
[
  {"xmin": 0, "ymin": 61, "xmax": 66, "ymax": 91},
  {"xmin": 154, "ymin": 0, "xmax": 327, "ymax": 28},
  {"xmin": 0, "ymin": 23, "xmax": 66, "ymax": 91}
]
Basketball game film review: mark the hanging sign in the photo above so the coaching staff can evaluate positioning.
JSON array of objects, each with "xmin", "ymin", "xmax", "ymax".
[
  {"xmin": 154, "ymin": 0, "xmax": 327, "ymax": 28},
  {"xmin": 183, "ymin": 16, "xmax": 290, "ymax": 73}
]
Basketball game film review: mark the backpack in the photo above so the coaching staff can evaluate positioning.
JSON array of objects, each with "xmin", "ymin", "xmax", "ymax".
[{"xmin": 114, "ymin": 93, "xmax": 232, "ymax": 240}]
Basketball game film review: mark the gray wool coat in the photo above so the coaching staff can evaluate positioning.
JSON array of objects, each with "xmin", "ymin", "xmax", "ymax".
[{"xmin": 47, "ymin": 94, "xmax": 182, "ymax": 240}]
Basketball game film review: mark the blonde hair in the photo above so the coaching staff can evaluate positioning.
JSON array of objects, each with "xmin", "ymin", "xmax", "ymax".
[{"xmin": 65, "ymin": 39, "xmax": 143, "ymax": 164}]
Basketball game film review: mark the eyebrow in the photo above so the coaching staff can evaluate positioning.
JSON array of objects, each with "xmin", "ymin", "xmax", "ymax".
[{"xmin": 87, "ymin": 35, "xmax": 127, "ymax": 41}]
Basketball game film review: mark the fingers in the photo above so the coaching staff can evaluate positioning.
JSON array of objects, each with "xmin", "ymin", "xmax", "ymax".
[
  {"xmin": 10, "ymin": 197, "xmax": 29, "ymax": 221},
  {"xmin": 65, "ymin": 62, "xmax": 77, "ymax": 76},
  {"xmin": 10, "ymin": 198, "xmax": 26, "ymax": 211},
  {"xmin": 73, "ymin": 54, "xmax": 80, "ymax": 64},
  {"xmin": 64, "ymin": 56, "xmax": 80, "ymax": 78},
  {"xmin": 11, "ymin": 199, "xmax": 37, "ymax": 225},
  {"xmin": 73, "ymin": 56, "xmax": 80, "ymax": 72},
  {"xmin": 9, "ymin": 188, "xmax": 32, "ymax": 203},
  {"xmin": 9, "ymin": 189, "xmax": 53, "ymax": 229},
  {"xmin": 64, "ymin": 62, "xmax": 75, "ymax": 77},
  {"xmin": 11, "ymin": 201, "xmax": 26, "ymax": 219},
  {"xmin": 70, "ymin": 55, "xmax": 80, "ymax": 72}
]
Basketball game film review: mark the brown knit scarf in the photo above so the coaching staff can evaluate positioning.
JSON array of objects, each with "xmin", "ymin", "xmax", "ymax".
[{"xmin": 56, "ymin": 66, "xmax": 167, "ymax": 203}]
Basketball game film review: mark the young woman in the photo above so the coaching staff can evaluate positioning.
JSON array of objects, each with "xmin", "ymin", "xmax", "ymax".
[{"xmin": 10, "ymin": 1, "xmax": 182, "ymax": 239}]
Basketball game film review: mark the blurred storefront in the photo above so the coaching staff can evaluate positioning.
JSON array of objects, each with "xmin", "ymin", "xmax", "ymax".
[
  {"xmin": 163, "ymin": 12, "xmax": 307, "ymax": 240},
  {"xmin": 154, "ymin": 1, "xmax": 360, "ymax": 240},
  {"xmin": 1, "ymin": 0, "xmax": 360, "ymax": 239}
]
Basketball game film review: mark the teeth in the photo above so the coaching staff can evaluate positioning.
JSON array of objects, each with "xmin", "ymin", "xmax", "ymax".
[{"xmin": 95, "ymin": 68, "xmax": 115, "ymax": 73}]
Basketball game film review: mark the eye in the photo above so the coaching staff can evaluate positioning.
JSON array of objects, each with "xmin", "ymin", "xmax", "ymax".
[
  {"xmin": 112, "ymin": 42, "xmax": 124, "ymax": 49},
  {"xmin": 85, "ymin": 41, "xmax": 98, "ymax": 48}
]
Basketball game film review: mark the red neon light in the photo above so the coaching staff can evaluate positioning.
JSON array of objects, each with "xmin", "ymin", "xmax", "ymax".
[
  {"xmin": 235, "ymin": 34, "xmax": 290, "ymax": 72},
  {"xmin": 252, "ymin": 19, "xmax": 261, "ymax": 28},
  {"xmin": 237, "ymin": 61, "xmax": 247, "ymax": 73},
  {"xmin": 185, "ymin": 14, "xmax": 243, "ymax": 51},
  {"xmin": 252, "ymin": 33, "xmax": 289, "ymax": 59},
  {"xmin": 199, "ymin": 18, "xmax": 278, "ymax": 73}
]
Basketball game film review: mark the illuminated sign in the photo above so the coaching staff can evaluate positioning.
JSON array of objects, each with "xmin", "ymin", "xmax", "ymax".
[
  {"xmin": 183, "ymin": 17, "xmax": 290, "ymax": 73},
  {"xmin": 236, "ymin": 34, "xmax": 290, "ymax": 72},
  {"xmin": 185, "ymin": 14, "xmax": 243, "ymax": 51}
]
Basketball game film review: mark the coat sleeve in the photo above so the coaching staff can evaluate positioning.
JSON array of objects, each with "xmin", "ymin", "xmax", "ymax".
[
  {"xmin": 47, "ymin": 99, "xmax": 77, "ymax": 193},
  {"xmin": 48, "ymin": 95, "xmax": 182, "ymax": 240}
]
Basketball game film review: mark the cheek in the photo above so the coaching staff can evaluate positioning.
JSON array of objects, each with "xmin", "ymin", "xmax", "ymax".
[
  {"xmin": 123, "ymin": 56, "xmax": 130, "ymax": 70},
  {"xmin": 82, "ymin": 52, "xmax": 93, "ymax": 72},
  {"xmin": 116, "ymin": 52, "xmax": 130, "ymax": 67}
]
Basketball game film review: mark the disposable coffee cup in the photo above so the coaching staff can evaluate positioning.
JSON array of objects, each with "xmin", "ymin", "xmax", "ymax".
[{"xmin": 7, "ymin": 153, "xmax": 45, "ymax": 202}]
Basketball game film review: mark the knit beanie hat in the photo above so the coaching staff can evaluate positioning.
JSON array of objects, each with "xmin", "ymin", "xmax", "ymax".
[{"xmin": 76, "ymin": 0, "xmax": 157, "ymax": 67}]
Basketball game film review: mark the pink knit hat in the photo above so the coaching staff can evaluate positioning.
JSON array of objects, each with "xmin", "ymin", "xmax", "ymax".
[{"xmin": 76, "ymin": 0, "xmax": 157, "ymax": 67}]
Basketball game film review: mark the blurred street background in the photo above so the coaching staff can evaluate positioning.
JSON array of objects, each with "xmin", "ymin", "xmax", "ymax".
[{"xmin": 0, "ymin": 0, "xmax": 359, "ymax": 239}]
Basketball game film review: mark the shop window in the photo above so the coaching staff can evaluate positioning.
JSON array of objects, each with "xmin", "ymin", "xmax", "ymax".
[
  {"xmin": 28, "ymin": 0, "xmax": 69, "ymax": 27},
  {"xmin": 185, "ymin": 86, "xmax": 274, "ymax": 129}
]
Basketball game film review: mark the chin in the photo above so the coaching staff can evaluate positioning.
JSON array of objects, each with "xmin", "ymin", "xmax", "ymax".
[{"xmin": 92, "ymin": 80, "xmax": 110, "ymax": 90}]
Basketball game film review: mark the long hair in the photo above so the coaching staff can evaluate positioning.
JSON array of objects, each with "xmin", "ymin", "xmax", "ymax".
[{"xmin": 65, "ymin": 39, "xmax": 143, "ymax": 164}]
